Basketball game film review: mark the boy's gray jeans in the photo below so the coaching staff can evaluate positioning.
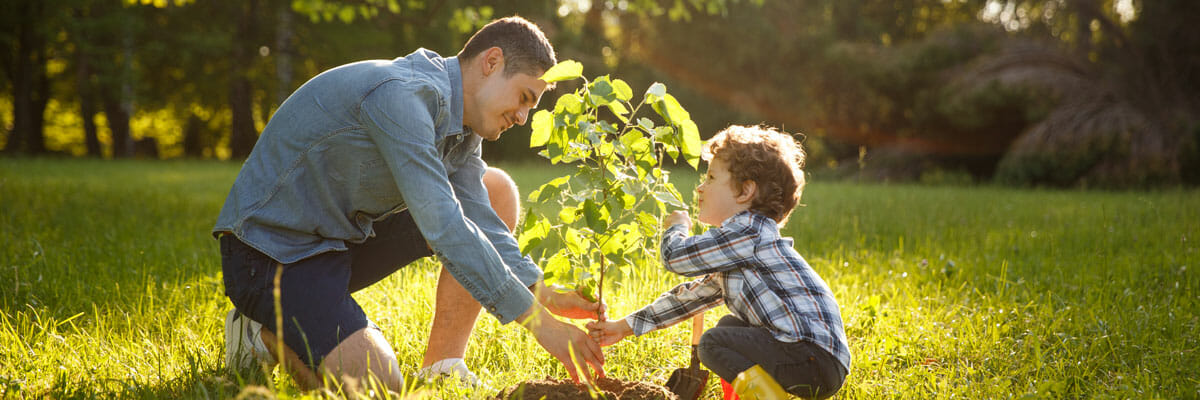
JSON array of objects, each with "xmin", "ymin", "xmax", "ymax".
[{"xmin": 697, "ymin": 315, "xmax": 847, "ymax": 399}]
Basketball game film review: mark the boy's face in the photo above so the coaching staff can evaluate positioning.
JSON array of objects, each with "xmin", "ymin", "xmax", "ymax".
[{"xmin": 696, "ymin": 158, "xmax": 752, "ymax": 226}]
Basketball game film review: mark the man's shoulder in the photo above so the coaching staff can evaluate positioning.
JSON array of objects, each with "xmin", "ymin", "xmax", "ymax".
[{"xmin": 401, "ymin": 49, "xmax": 454, "ymax": 83}]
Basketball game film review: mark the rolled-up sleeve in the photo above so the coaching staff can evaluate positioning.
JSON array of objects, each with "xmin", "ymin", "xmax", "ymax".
[
  {"xmin": 626, "ymin": 275, "xmax": 724, "ymax": 336},
  {"xmin": 448, "ymin": 152, "xmax": 544, "ymax": 288},
  {"xmin": 360, "ymin": 80, "xmax": 533, "ymax": 323}
]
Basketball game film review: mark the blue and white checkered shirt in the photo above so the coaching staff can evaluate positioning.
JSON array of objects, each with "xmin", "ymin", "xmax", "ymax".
[{"xmin": 626, "ymin": 210, "xmax": 852, "ymax": 371}]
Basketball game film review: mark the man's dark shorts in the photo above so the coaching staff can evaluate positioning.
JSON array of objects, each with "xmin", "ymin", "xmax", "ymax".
[{"xmin": 220, "ymin": 211, "xmax": 432, "ymax": 371}]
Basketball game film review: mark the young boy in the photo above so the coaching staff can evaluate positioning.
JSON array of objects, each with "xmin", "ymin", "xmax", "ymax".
[{"xmin": 587, "ymin": 125, "xmax": 850, "ymax": 399}]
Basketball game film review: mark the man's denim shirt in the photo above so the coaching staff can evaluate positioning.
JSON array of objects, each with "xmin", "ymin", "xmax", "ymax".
[{"xmin": 214, "ymin": 49, "xmax": 540, "ymax": 324}]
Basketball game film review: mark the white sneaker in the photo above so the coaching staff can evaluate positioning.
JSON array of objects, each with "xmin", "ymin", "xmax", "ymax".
[
  {"xmin": 418, "ymin": 358, "xmax": 485, "ymax": 388},
  {"xmin": 224, "ymin": 309, "xmax": 278, "ymax": 371}
]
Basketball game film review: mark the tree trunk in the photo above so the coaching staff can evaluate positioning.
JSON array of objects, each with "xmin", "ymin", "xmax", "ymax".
[
  {"xmin": 76, "ymin": 36, "xmax": 101, "ymax": 157},
  {"xmin": 30, "ymin": 45, "xmax": 49, "ymax": 154},
  {"xmin": 102, "ymin": 14, "xmax": 136, "ymax": 158},
  {"xmin": 275, "ymin": 0, "xmax": 294, "ymax": 107},
  {"xmin": 102, "ymin": 93, "xmax": 132, "ymax": 158},
  {"xmin": 183, "ymin": 113, "xmax": 205, "ymax": 157},
  {"xmin": 229, "ymin": 0, "xmax": 260, "ymax": 159},
  {"xmin": 7, "ymin": 0, "xmax": 48, "ymax": 154}
]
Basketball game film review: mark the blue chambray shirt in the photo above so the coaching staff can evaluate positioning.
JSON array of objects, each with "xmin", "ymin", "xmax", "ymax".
[{"xmin": 213, "ymin": 49, "xmax": 541, "ymax": 324}]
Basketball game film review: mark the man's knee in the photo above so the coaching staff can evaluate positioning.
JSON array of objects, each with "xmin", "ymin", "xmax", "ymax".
[
  {"xmin": 482, "ymin": 167, "xmax": 520, "ymax": 232},
  {"xmin": 320, "ymin": 327, "xmax": 404, "ymax": 392}
]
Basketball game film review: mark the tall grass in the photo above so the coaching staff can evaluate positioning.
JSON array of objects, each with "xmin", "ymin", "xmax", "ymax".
[{"xmin": 1, "ymin": 158, "xmax": 1196, "ymax": 399}]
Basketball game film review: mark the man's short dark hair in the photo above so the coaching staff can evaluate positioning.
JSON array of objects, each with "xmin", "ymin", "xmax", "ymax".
[{"xmin": 459, "ymin": 16, "xmax": 557, "ymax": 78}]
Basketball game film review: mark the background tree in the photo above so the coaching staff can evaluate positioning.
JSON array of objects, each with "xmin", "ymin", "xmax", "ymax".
[
  {"xmin": 1, "ymin": 0, "xmax": 65, "ymax": 155},
  {"xmin": 1, "ymin": 0, "xmax": 1196, "ymax": 187}
]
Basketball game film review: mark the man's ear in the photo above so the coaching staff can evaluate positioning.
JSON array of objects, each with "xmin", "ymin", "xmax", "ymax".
[
  {"xmin": 481, "ymin": 47, "xmax": 505, "ymax": 76},
  {"xmin": 737, "ymin": 180, "xmax": 757, "ymax": 204}
]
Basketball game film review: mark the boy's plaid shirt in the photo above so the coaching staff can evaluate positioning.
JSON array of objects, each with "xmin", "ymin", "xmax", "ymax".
[{"xmin": 626, "ymin": 210, "xmax": 852, "ymax": 371}]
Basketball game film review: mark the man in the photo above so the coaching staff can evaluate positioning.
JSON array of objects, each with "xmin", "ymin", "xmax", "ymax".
[{"xmin": 214, "ymin": 16, "xmax": 605, "ymax": 391}]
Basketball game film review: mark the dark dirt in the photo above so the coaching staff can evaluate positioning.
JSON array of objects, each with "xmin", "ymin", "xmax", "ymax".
[{"xmin": 494, "ymin": 377, "xmax": 679, "ymax": 400}]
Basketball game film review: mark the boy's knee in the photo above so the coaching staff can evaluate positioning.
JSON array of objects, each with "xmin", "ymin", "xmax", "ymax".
[
  {"xmin": 482, "ymin": 167, "xmax": 520, "ymax": 232},
  {"xmin": 696, "ymin": 329, "xmax": 721, "ymax": 362}
]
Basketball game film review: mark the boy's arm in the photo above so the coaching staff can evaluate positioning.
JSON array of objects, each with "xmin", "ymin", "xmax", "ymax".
[
  {"xmin": 660, "ymin": 222, "xmax": 757, "ymax": 277},
  {"xmin": 625, "ymin": 274, "xmax": 724, "ymax": 336}
]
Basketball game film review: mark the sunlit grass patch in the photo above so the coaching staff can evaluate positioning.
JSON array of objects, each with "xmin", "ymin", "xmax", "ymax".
[{"xmin": 1, "ymin": 158, "xmax": 1197, "ymax": 398}]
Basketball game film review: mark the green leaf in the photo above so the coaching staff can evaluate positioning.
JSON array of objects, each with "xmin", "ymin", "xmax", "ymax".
[
  {"xmin": 607, "ymin": 102, "xmax": 629, "ymax": 123},
  {"xmin": 576, "ymin": 280, "xmax": 597, "ymax": 303},
  {"xmin": 612, "ymin": 79, "xmax": 633, "ymax": 102},
  {"xmin": 599, "ymin": 231, "xmax": 623, "ymax": 256},
  {"xmin": 518, "ymin": 217, "xmax": 551, "ymax": 255},
  {"xmin": 583, "ymin": 199, "xmax": 605, "ymax": 232},
  {"xmin": 653, "ymin": 126, "xmax": 675, "ymax": 141},
  {"xmin": 621, "ymin": 192, "xmax": 637, "ymax": 209},
  {"xmin": 587, "ymin": 78, "xmax": 617, "ymax": 106},
  {"xmin": 637, "ymin": 212, "xmax": 659, "ymax": 236},
  {"xmin": 559, "ymin": 206, "xmax": 578, "ymax": 224},
  {"xmin": 530, "ymin": 175, "xmax": 570, "ymax": 202},
  {"xmin": 543, "ymin": 250, "xmax": 572, "ymax": 285},
  {"xmin": 680, "ymin": 120, "xmax": 702, "ymax": 169},
  {"xmin": 646, "ymin": 82, "xmax": 667, "ymax": 103},
  {"xmin": 665, "ymin": 183, "xmax": 687, "ymax": 208},
  {"xmin": 653, "ymin": 188, "xmax": 687, "ymax": 208},
  {"xmin": 664, "ymin": 143, "xmax": 680, "ymax": 160},
  {"xmin": 638, "ymin": 118, "xmax": 656, "ymax": 132},
  {"xmin": 619, "ymin": 131, "xmax": 642, "ymax": 152},
  {"xmin": 540, "ymin": 60, "xmax": 584, "ymax": 83},
  {"xmin": 564, "ymin": 227, "xmax": 585, "ymax": 254},
  {"xmin": 530, "ymin": 110, "xmax": 552, "ymax": 148},
  {"xmin": 654, "ymin": 94, "xmax": 691, "ymax": 126},
  {"xmin": 554, "ymin": 93, "xmax": 585, "ymax": 115}
]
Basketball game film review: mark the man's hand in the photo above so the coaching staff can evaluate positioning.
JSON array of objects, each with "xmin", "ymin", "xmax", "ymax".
[
  {"xmin": 586, "ymin": 319, "xmax": 633, "ymax": 347},
  {"xmin": 533, "ymin": 282, "xmax": 608, "ymax": 320},
  {"xmin": 664, "ymin": 210, "xmax": 691, "ymax": 231},
  {"xmin": 517, "ymin": 303, "xmax": 605, "ymax": 383}
]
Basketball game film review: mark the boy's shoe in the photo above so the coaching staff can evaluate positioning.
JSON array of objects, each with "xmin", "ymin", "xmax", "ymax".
[
  {"xmin": 224, "ymin": 309, "xmax": 278, "ymax": 371},
  {"xmin": 731, "ymin": 364, "xmax": 788, "ymax": 400},
  {"xmin": 418, "ymin": 358, "xmax": 486, "ymax": 389}
]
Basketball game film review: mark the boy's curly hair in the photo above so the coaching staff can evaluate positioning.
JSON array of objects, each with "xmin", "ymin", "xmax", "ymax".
[{"xmin": 701, "ymin": 125, "xmax": 806, "ymax": 225}]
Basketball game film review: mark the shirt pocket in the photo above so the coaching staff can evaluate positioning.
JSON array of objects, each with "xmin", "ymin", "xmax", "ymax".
[{"xmin": 358, "ymin": 157, "xmax": 403, "ymax": 202}]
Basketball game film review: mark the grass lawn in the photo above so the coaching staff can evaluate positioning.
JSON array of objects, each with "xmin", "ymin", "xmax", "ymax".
[{"xmin": 1, "ymin": 158, "xmax": 1197, "ymax": 399}]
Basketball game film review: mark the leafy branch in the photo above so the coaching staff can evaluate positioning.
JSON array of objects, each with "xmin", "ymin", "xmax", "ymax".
[{"xmin": 519, "ymin": 61, "xmax": 702, "ymax": 318}]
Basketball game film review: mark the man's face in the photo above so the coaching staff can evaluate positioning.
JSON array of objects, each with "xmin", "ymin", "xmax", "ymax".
[{"xmin": 468, "ymin": 65, "xmax": 547, "ymax": 141}]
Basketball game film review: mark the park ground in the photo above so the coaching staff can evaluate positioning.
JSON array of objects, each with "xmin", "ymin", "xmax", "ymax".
[{"xmin": 1, "ymin": 158, "xmax": 1197, "ymax": 399}]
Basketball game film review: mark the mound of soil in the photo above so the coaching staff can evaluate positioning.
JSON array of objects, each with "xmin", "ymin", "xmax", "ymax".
[{"xmin": 495, "ymin": 377, "xmax": 679, "ymax": 400}]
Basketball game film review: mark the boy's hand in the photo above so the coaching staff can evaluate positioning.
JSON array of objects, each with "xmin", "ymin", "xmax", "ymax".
[
  {"xmin": 664, "ymin": 211, "xmax": 691, "ymax": 231},
  {"xmin": 586, "ymin": 318, "xmax": 634, "ymax": 347}
]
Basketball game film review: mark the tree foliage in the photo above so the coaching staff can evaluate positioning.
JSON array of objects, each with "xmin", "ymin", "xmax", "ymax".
[
  {"xmin": 605, "ymin": 0, "xmax": 1199, "ymax": 186},
  {"xmin": 518, "ymin": 61, "xmax": 701, "ymax": 306},
  {"xmin": 1, "ymin": 0, "xmax": 1195, "ymax": 187}
]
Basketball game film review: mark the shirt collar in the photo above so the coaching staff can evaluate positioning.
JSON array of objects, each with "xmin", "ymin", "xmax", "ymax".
[
  {"xmin": 724, "ymin": 210, "xmax": 777, "ymax": 231},
  {"xmin": 445, "ymin": 55, "xmax": 467, "ymax": 137}
]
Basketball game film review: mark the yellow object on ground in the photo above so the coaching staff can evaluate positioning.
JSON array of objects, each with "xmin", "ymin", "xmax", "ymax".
[{"xmin": 732, "ymin": 365, "xmax": 790, "ymax": 399}]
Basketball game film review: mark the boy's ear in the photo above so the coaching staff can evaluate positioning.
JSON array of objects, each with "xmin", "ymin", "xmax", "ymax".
[{"xmin": 736, "ymin": 180, "xmax": 757, "ymax": 204}]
